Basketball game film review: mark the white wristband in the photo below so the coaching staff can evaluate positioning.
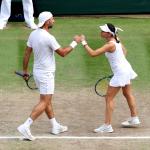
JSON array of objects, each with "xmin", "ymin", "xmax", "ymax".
[
  {"xmin": 81, "ymin": 40, "xmax": 87, "ymax": 46},
  {"xmin": 70, "ymin": 41, "xmax": 77, "ymax": 49}
]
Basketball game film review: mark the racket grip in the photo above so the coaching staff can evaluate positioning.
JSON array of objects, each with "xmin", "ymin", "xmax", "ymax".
[
  {"xmin": 15, "ymin": 71, "xmax": 24, "ymax": 77},
  {"xmin": 15, "ymin": 71, "xmax": 29, "ymax": 77}
]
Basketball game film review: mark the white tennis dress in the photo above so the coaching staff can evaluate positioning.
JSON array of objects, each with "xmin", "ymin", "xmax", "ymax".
[{"xmin": 105, "ymin": 41, "xmax": 137, "ymax": 87}]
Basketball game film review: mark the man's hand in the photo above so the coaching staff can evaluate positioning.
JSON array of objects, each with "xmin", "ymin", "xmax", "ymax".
[
  {"xmin": 23, "ymin": 71, "xmax": 30, "ymax": 81},
  {"xmin": 73, "ymin": 35, "xmax": 82, "ymax": 43}
]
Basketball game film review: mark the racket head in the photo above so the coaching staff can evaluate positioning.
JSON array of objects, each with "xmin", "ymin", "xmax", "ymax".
[
  {"xmin": 26, "ymin": 75, "xmax": 38, "ymax": 90},
  {"xmin": 95, "ymin": 74, "xmax": 113, "ymax": 97},
  {"xmin": 15, "ymin": 71, "xmax": 38, "ymax": 90}
]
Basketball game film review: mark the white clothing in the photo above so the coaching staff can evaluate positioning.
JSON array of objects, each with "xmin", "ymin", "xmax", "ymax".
[
  {"xmin": 0, "ymin": 0, "xmax": 35, "ymax": 26},
  {"xmin": 34, "ymin": 70, "xmax": 55, "ymax": 94},
  {"xmin": 27, "ymin": 28, "xmax": 61, "ymax": 94},
  {"xmin": 27, "ymin": 28, "xmax": 61, "ymax": 72},
  {"xmin": 105, "ymin": 41, "xmax": 137, "ymax": 87}
]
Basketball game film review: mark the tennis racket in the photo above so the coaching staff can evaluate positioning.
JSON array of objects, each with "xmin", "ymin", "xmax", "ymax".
[
  {"xmin": 15, "ymin": 71, "xmax": 38, "ymax": 90},
  {"xmin": 95, "ymin": 74, "xmax": 113, "ymax": 97}
]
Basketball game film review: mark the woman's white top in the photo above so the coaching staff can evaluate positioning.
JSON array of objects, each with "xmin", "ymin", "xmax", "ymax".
[{"xmin": 105, "ymin": 41, "xmax": 137, "ymax": 87}]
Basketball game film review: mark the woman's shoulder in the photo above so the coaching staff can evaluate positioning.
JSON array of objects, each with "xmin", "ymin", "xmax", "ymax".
[{"xmin": 104, "ymin": 41, "xmax": 116, "ymax": 53}]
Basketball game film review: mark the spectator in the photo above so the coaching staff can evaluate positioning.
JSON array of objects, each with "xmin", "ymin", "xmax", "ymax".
[{"xmin": 0, "ymin": 0, "xmax": 37, "ymax": 29}]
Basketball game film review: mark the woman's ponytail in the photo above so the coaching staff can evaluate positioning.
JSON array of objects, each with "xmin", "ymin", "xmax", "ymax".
[{"xmin": 114, "ymin": 34, "xmax": 120, "ymax": 43}]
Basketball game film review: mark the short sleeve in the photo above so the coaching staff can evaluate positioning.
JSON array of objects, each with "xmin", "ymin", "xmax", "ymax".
[{"xmin": 48, "ymin": 36, "xmax": 61, "ymax": 51}]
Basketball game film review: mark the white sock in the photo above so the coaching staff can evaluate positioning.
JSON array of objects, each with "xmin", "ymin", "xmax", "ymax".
[
  {"xmin": 23, "ymin": 117, "xmax": 33, "ymax": 127},
  {"xmin": 131, "ymin": 116, "xmax": 138, "ymax": 120},
  {"xmin": 49, "ymin": 118, "xmax": 59, "ymax": 128},
  {"xmin": 105, "ymin": 124, "xmax": 111, "ymax": 126}
]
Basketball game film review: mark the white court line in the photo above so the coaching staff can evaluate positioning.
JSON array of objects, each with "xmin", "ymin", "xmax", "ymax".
[{"xmin": 0, "ymin": 136, "xmax": 150, "ymax": 140}]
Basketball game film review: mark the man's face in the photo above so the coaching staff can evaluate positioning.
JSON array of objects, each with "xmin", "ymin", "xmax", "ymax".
[{"xmin": 48, "ymin": 17, "xmax": 55, "ymax": 29}]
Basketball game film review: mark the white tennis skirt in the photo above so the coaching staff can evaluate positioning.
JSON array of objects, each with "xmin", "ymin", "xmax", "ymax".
[
  {"xmin": 33, "ymin": 70, "xmax": 55, "ymax": 94},
  {"xmin": 109, "ymin": 69, "xmax": 137, "ymax": 87}
]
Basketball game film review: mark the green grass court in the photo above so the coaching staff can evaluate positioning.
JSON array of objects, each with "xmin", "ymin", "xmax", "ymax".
[
  {"xmin": 0, "ymin": 16, "xmax": 150, "ymax": 149},
  {"xmin": 0, "ymin": 17, "xmax": 150, "ymax": 91}
]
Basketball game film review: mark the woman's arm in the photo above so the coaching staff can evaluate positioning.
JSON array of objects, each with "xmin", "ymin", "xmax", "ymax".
[{"xmin": 83, "ymin": 42, "xmax": 115, "ymax": 57}]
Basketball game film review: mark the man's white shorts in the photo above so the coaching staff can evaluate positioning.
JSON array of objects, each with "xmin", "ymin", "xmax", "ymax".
[{"xmin": 33, "ymin": 70, "xmax": 55, "ymax": 95}]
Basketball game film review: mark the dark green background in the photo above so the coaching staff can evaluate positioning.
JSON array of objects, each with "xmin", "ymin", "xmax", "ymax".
[
  {"xmin": 35, "ymin": 0, "xmax": 150, "ymax": 15},
  {"xmin": 1, "ymin": 0, "xmax": 150, "ymax": 17}
]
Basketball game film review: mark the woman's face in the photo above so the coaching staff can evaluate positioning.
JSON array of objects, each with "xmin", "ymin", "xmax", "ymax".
[{"xmin": 100, "ymin": 31, "xmax": 112, "ymax": 39}]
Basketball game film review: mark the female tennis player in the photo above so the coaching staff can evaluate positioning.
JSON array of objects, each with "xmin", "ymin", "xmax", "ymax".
[{"xmin": 81, "ymin": 23, "xmax": 140, "ymax": 133}]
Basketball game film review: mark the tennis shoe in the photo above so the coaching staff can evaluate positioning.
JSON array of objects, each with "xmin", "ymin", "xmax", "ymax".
[
  {"xmin": 121, "ymin": 116, "xmax": 140, "ymax": 127},
  {"xmin": 94, "ymin": 124, "xmax": 114, "ymax": 133},
  {"xmin": 51, "ymin": 124, "xmax": 68, "ymax": 135},
  {"xmin": 17, "ymin": 124, "xmax": 35, "ymax": 141}
]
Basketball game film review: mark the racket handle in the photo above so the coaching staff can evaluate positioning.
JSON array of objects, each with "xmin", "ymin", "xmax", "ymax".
[
  {"xmin": 15, "ymin": 71, "xmax": 24, "ymax": 77},
  {"xmin": 15, "ymin": 71, "xmax": 29, "ymax": 77}
]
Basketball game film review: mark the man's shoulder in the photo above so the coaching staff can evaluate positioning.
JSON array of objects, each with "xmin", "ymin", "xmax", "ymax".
[
  {"xmin": 38, "ymin": 29, "xmax": 55, "ymax": 39},
  {"xmin": 29, "ymin": 29, "xmax": 38, "ymax": 37},
  {"xmin": 47, "ymin": 32, "xmax": 55, "ymax": 38}
]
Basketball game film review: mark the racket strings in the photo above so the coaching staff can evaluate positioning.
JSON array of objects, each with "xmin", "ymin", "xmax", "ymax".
[
  {"xmin": 95, "ymin": 75, "xmax": 113, "ymax": 97},
  {"xmin": 27, "ymin": 76, "xmax": 37, "ymax": 90},
  {"xmin": 96, "ymin": 78, "xmax": 109, "ymax": 97}
]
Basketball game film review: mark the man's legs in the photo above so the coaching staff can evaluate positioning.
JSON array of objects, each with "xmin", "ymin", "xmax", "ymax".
[
  {"xmin": 44, "ymin": 97, "xmax": 68, "ymax": 135},
  {"xmin": 45, "ymin": 99, "xmax": 54, "ymax": 119},
  {"xmin": 17, "ymin": 94, "xmax": 52, "ymax": 140},
  {"xmin": 22, "ymin": 0, "xmax": 37, "ymax": 29},
  {"xmin": 30, "ymin": 94, "xmax": 52, "ymax": 120},
  {"xmin": 18, "ymin": 94, "xmax": 68, "ymax": 139},
  {"xmin": 0, "ymin": 0, "xmax": 12, "ymax": 29}
]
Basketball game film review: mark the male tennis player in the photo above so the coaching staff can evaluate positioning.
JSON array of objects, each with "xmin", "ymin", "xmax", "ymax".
[{"xmin": 17, "ymin": 11, "xmax": 81, "ymax": 140}]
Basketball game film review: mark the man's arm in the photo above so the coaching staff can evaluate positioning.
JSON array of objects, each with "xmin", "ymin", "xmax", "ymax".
[
  {"xmin": 55, "ymin": 35, "xmax": 81, "ymax": 57},
  {"xmin": 23, "ymin": 46, "xmax": 32, "ymax": 74},
  {"xmin": 55, "ymin": 46, "xmax": 73, "ymax": 57}
]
